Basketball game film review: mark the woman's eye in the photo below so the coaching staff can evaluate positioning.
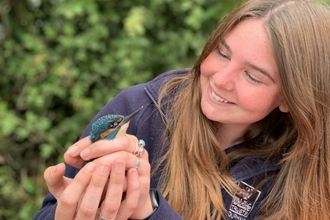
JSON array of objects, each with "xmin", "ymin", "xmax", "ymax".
[
  {"xmin": 245, "ymin": 71, "xmax": 262, "ymax": 84},
  {"xmin": 217, "ymin": 47, "xmax": 230, "ymax": 60}
]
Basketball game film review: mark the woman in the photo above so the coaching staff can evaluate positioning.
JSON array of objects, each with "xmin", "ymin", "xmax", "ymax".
[{"xmin": 34, "ymin": 0, "xmax": 330, "ymax": 219}]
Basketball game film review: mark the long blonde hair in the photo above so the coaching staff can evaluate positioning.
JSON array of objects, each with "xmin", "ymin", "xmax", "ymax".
[{"xmin": 157, "ymin": 0, "xmax": 330, "ymax": 219}]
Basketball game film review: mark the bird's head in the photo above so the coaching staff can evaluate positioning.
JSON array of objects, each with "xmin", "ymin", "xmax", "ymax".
[{"xmin": 90, "ymin": 106, "xmax": 143, "ymax": 142}]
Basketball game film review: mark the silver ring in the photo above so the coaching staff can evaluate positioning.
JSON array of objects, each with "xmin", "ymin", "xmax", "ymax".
[
  {"xmin": 135, "ymin": 157, "xmax": 141, "ymax": 170},
  {"xmin": 133, "ymin": 139, "xmax": 146, "ymax": 157},
  {"xmin": 99, "ymin": 212, "xmax": 115, "ymax": 220}
]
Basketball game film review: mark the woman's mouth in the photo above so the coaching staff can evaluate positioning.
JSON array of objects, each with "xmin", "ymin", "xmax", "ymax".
[{"xmin": 211, "ymin": 89, "xmax": 233, "ymax": 104}]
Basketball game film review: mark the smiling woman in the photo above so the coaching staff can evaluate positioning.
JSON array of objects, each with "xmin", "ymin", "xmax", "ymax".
[
  {"xmin": 157, "ymin": 0, "xmax": 330, "ymax": 219},
  {"xmin": 199, "ymin": 19, "xmax": 288, "ymax": 145}
]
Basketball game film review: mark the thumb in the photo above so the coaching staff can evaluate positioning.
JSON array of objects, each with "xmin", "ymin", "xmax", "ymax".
[{"xmin": 44, "ymin": 163, "xmax": 67, "ymax": 199}]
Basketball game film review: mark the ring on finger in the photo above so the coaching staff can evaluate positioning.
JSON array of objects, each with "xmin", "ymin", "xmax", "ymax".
[
  {"xmin": 135, "ymin": 157, "xmax": 141, "ymax": 170},
  {"xmin": 99, "ymin": 211, "xmax": 115, "ymax": 220},
  {"xmin": 133, "ymin": 139, "xmax": 146, "ymax": 157}
]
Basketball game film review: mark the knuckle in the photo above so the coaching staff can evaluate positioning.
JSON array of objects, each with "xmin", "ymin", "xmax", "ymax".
[
  {"xmin": 140, "ymin": 179, "xmax": 150, "ymax": 190},
  {"xmin": 124, "ymin": 200, "xmax": 138, "ymax": 212},
  {"xmin": 79, "ymin": 206, "xmax": 96, "ymax": 218},
  {"xmin": 139, "ymin": 161, "xmax": 151, "ymax": 173},
  {"xmin": 90, "ymin": 178, "xmax": 106, "ymax": 188},
  {"xmin": 143, "ymin": 161, "xmax": 151, "ymax": 171},
  {"xmin": 59, "ymin": 194, "xmax": 76, "ymax": 208},
  {"xmin": 74, "ymin": 176, "xmax": 87, "ymax": 187},
  {"xmin": 117, "ymin": 151, "xmax": 129, "ymax": 160},
  {"xmin": 130, "ymin": 181, "xmax": 140, "ymax": 191}
]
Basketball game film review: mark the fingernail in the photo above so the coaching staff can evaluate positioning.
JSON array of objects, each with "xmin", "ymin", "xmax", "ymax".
[
  {"xmin": 85, "ymin": 163, "xmax": 96, "ymax": 174},
  {"xmin": 114, "ymin": 162, "xmax": 124, "ymax": 172},
  {"xmin": 80, "ymin": 148, "xmax": 90, "ymax": 159},
  {"xmin": 99, "ymin": 163, "xmax": 110, "ymax": 174},
  {"xmin": 66, "ymin": 145, "xmax": 78, "ymax": 156}
]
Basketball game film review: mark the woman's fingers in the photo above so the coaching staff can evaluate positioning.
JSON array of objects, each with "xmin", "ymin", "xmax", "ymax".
[
  {"xmin": 115, "ymin": 168, "xmax": 141, "ymax": 220},
  {"xmin": 55, "ymin": 162, "xmax": 97, "ymax": 220},
  {"xmin": 90, "ymin": 150, "xmax": 149, "ymax": 178},
  {"xmin": 98, "ymin": 159, "xmax": 126, "ymax": 220},
  {"xmin": 65, "ymin": 135, "xmax": 140, "ymax": 168},
  {"xmin": 56, "ymin": 134, "xmax": 150, "ymax": 220},
  {"xmin": 65, "ymin": 136, "xmax": 92, "ymax": 168},
  {"xmin": 79, "ymin": 135, "xmax": 138, "ymax": 162},
  {"xmin": 74, "ymin": 162, "xmax": 111, "ymax": 220}
]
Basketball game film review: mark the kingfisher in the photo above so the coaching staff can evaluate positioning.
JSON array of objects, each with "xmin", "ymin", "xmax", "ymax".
[{"xmin": 90, "ymin": 106, "xmax": 143, "ymax": 143}]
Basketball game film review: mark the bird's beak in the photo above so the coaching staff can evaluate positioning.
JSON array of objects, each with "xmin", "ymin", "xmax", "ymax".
[{"xmin": 118, "ymin": 106, "xmax": 143, "ymax": 127}]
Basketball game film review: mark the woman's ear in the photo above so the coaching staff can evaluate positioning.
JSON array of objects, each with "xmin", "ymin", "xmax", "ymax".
[{"xmin": 279, "ymin": 101, "xmax": 289, "ymax": 113}]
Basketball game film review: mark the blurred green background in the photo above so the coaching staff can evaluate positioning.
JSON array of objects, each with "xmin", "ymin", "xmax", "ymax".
[{"xmin": 0, "ymin": 0, "xmax": 329, "ymax": 219}]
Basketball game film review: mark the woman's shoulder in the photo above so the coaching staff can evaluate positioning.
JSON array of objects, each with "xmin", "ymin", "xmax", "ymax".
[
  {"xmin": 117, "ymin": 68, "xmax": 191, "ymax": 100},
  {"xmin": 149, "ymin": 68, "xmax": 191, "ymax": 85}
]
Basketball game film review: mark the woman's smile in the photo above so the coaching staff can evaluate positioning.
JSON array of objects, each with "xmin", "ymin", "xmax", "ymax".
[{"xmin": 211, "ymin": 88, "xmax": 234, "ymax": 104}]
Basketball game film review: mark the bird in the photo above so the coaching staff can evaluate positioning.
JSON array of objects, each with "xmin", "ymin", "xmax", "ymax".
[
  {"xmin": 90, "ymin": 106, "xmax": 143, "ymax": 143},
  {"xmin": 86, "ymin": 106, "xmax": 143, "ymax": 165}
]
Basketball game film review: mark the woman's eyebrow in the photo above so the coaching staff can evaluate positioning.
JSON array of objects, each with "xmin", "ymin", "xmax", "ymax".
[
  {"xmin": 221, "ymin": 40, "xmax": 275, "ymax": 83},
  {"xmin": 220, "ymin": 40, "xmax": 231, "ymax": 53},
  {"xmin": 245, "ymin": 62, "xmax": 275, "ymax": 83}
]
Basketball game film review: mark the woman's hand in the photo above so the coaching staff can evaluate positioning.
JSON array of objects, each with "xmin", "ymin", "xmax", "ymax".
[
  {"xmin": 87, "ymin": 138, "xmax": 153, "ymax": 219},
  {"xmin": 45, "ymin": 135, "xmax": 153, "ymax": 219},
  {"xmin": 64, "ymin": 135, "xmax": 144, "ymax": 170},
  {"xmin": 44, "ymin": 159, "xmax": 142, "ymax": 220}
]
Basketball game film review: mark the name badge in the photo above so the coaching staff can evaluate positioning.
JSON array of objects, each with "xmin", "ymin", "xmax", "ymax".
[{"xmin": 227, "ymin": 181, "xmax": 261, "ymax": 220}]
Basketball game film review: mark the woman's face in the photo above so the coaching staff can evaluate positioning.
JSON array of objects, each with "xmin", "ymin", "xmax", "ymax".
[{"xmin": 200, "ymin": 19, "xmax": 288, "ymax": 131}]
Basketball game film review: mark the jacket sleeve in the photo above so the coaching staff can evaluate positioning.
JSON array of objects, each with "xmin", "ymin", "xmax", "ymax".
[
  {"xmin": 33, "ymin": 193, "xmax": 57, "ymax": 220},
  {"xmin": 147, "ymin": 189, "xmax": 182, "ymax": 220}
]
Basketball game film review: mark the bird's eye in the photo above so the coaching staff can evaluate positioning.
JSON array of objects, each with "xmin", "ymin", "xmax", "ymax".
[{"xmin": 108, "ymin": 118, "xmax": 123, "ymax": 129}]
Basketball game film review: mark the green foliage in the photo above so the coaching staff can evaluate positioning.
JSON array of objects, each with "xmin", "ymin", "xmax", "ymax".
[
  {"xmin": 2, "ymin": 0, "xmax": 330, "ymax": 219},
  {"xmin": 0, "ymin": 0, "xmax": 244, "ymax": 219}
]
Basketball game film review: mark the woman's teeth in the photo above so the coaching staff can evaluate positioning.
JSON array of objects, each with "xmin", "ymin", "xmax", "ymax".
[{"xmin": 211, "ymin": 90, "xmax": 231, "ymax": 103}]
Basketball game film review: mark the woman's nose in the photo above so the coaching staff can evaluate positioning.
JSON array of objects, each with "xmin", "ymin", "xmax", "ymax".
[{"xmin": 213, "ymin": 67, "xmax": 236, "ymax": 91}]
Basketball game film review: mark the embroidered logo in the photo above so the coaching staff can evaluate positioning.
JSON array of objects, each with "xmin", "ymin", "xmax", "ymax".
[{"xmin": 227, "ymin": 181, "xmax": 261, "ymax": 220}]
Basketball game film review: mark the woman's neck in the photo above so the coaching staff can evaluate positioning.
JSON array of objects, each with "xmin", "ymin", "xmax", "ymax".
[{"xmin": 215, "ymin": 123, "xmax": 249, "ymax": 150}]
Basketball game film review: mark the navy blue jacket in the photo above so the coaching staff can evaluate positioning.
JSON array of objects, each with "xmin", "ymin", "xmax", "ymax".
[{"xmin": 34, "ymin": 69, "xmax": 280, "ymax": 220}]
